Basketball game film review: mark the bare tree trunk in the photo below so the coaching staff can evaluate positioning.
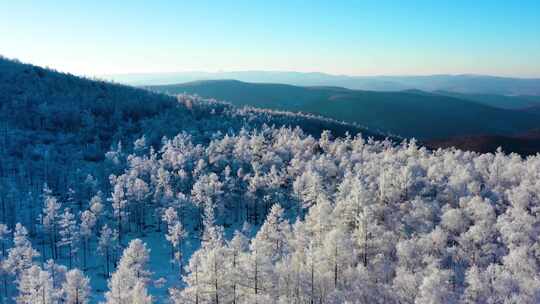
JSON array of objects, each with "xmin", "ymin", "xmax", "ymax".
[
  {"xmin": 334, "ymin": 244, "xmax": 338, "ymax": 288},
  {"xmin": 310, "ymin": 261, "xmax": 314, "ymax": 304}
]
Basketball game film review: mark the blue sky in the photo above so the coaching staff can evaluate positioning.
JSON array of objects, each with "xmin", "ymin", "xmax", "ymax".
[{"xmin": 1, "ymin": 0, "xmax": 539, "ymax": 77}]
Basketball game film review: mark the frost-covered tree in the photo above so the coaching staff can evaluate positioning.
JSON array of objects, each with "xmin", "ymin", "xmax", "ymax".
[
  {"xmin": 62, "ymin": 269, "xmax": 91, "ymax": 304},
  {"xmin": 43, "ymin": 193, "xmax": 62, "ymax": 260},
  {"xmin": 80, "ymin": 210, "xmax": 96, "ymax": 270},
  {"xmin": 66, "ymin": 188, "xmax": 79, "ymax": 213},
  {"xmin": 109, "ymin": 177, "xmax": 128, "ymax": 247},
  {"xmin": 98, "ymin": 224, "xmax": 117, "ymax": 276},
  {"xmin": 166, "ymin": 221, "xmax": 186, "ymax": 272},
  {"xmin": 89, "ymin": 192, "xmax": 104, "ymax": 233},
  {"xmin": 0, "ymin": 223, "xmax": 10, "ymax": 257},
  {"xmin": 16, "ymin": 265, "xmax": 59, "ymax": 304},
  {"xmin": 416, "ymin": 263, "xmax": 458, "ymax": 304},
  {"xmin": 191, "ymin": 173, "xmax": 223, "ymax": 230},
  {"xmin": 128, "ymin": 178, "xmax": 150, "ymax": 234},
  {"xmin": 176, "ymin": 207, "xmax": 227, "ymax": 304},
  {"xmin": 178, "ymin": 246, "xmax": 228, "ymax": 304},
  {"xmin": 225, "ymin": 230, "xmax": 249, "ymax": 304},
  {"xmin": 163, "ymin": 207, "xmax": 186, "ymax": 271},
  {"xmin": 104, "ymin": 239, "xmax": 151, "ymax": 304},
  {"xmin": 44, "ymin": 259, "xmax": 68, "ymax": 292},
  {"xmin": 3, "ymin": 223, "xmax": 39, "ymax": 279},
  {"xmin": 293, "ymin": 169, "xmax": 325, "ymax": 215},
  {"xmin": 130, "ymin": 281, "xmax": 152, "ymax": 304},
  {"xmin": 58, "ymin": 208, "xmax": 79, "ymax": 268},
  {"xmin": 162, "ymin": 207, "xmax": 178, "ymax": 227},
  {"xmin": 0, "ymin": 223, "xmax": 10, "ymax": 299},
  {"xmin": 253, "ymin": 204, "xmax": 290, "ymax": 262}
]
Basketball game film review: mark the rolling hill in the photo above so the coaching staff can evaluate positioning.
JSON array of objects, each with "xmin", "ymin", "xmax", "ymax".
[
  {"xmin": 107, "ymin": 71, "xmax": 540, "ymax": 96},
  {"xmin": 427, "ymin": 130, "xmax": 540, "ymax": 156},
  {"xmin": 147, "ymin": 80, "xmax": 540, "ymax": 140},
  {"xmin": 432, "ymin": 91, "xmax": 540, "ymax": 109}
]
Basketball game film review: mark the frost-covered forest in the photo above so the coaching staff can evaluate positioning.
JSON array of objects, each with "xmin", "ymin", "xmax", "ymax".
[{"xmin": 1, "ymin": 57, "xmax": 540, "ymax": 303}]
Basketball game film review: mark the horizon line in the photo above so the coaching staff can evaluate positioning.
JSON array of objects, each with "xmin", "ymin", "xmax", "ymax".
[
  {"xmin": 100, "ymin": 69, "xmax": 540, "ymax": 80},
  {"xmin": 3, "ymin": 55, "xmax": 540, "ymax": 80}
]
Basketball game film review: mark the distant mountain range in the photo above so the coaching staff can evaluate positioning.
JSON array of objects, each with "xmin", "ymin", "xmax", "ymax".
[
  {"xmin": 105, "ymin": 71, "xmax": 540, "ymax": 96},
  {"xmin": 146, "ymin": 80, "xmax": 540, "ymax": 141},
  {"xmin": 418, "ymin": 90, "xmax": 540, "ymax": 110},
  {"xmin": 3, "ymin": 55, "xmax": 539, "ymax": 155}
]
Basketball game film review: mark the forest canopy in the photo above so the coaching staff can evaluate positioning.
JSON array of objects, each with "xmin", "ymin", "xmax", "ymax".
[{"xmin": 0, "ymin": 57, "xmax": 539, "ymax": 303}]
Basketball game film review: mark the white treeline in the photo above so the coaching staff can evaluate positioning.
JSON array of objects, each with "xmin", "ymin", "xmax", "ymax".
[
  {"xmin": 1, "ymin": 106, "xmax": 540, "ymax": 302},
  {"xmin": 146, "ymin": 128, "xmax": 540, "ymax": 303}
]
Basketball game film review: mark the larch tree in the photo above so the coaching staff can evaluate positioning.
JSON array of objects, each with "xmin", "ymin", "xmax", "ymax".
[
  {"xmin": 177, "ymin": 205, "xmax": 227, "ymax": 304},
  {"xmin": 104, "ymin": 239, "xmax": 151, "ymax": 304},
  {"xmin": 162, "ymin": 206, "xmax": 186, "ymax": 272},
  {"xmin": 130, "ymin": 281, "xmax": 153, "ymax": 304},
  {"xmin": 44, "ymin": 259, "xmax": 67, "ymax": 290},
  {"xmin": 98, "ymin": 224, "xmax": 117, "ymax": 276},
  {"xmin": 80, "ymin": 210, "xmax": 96, "ymax": 270},
  {"xmin": 0, "ymin": 223, "xmax": 10, "ymax": 299},
  {"xmin": 16, "ymin": 265, "xmax": 59, "ymax": 304},
  {"xmin": 0, "ymin": 223, "xmax": 9, "ymax": 257},
  {"xmin": 225, "ymin": 230, "xmax": 249, "ymax": 304},
  {"xmin": 293, "ymin": 169, "xmax": 324, "ymax": 216},
  {"xmin": 128, "ymin": 178, "xmax": 150, "ymax": 234},
  {"xmin": 109, "ymin": 177, "xmax": 128, "ymax": 248},
  {"xmin": 3, "ymin": 223, "xmax": 39, "ymax": 279},
  {"xmin": 415, "ymin": 263, "xmax": 458, "ymax": 304},
  {"xmin": 191, "ymin": 173, "xmax": 223, "ymax": 232},
  {"xmin": 89, "ymin": 192, "xmax": 104, "ymax": 234},
  {"xmin": 166, "ymin": 221, "xmax": 186, "ymax": 273},
  {"xmin": 42, "ymin": 193, "xmax": 62, "ymax": 260},
  {"xmin": 62, "ymin": 269, "xmax": 91, "ymax": 304},
  {"xmin": 58, "ymin": 208, "xmax": 79, "ymax": 269}
]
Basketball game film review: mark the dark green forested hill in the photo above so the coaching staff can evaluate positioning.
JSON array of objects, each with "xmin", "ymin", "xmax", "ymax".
[{"xmin": 148, "ymin": 80, "xmax": 540, "ymax": 140}]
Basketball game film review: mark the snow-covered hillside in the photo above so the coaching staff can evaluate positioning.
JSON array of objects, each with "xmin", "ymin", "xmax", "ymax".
[{"xmin": 1, "ymin": 57, "xmax": 540, "ymax": 303}]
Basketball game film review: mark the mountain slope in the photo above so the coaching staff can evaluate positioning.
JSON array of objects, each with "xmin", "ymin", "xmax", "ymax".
[
  {"xmin": 427, "ymin": 130, "xmax": 540, "ymax": 155},
  {"xmin": 148, "ymin": 80, "xmax": 540, "ymax": 140},
  {"xmin": 0, "ymin": 57, "xmax": 382, "ymax": 193},
  {"xmin": 150, "ymin": 79, "xmax": 340, "ymax": 109},
  {"xmin": 432, "ymin": 90, "xmax": 540, "ymax": 109},
  {"xmin": 0, "ymin": 57, "xmax": 391, "ymax": 302}
]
